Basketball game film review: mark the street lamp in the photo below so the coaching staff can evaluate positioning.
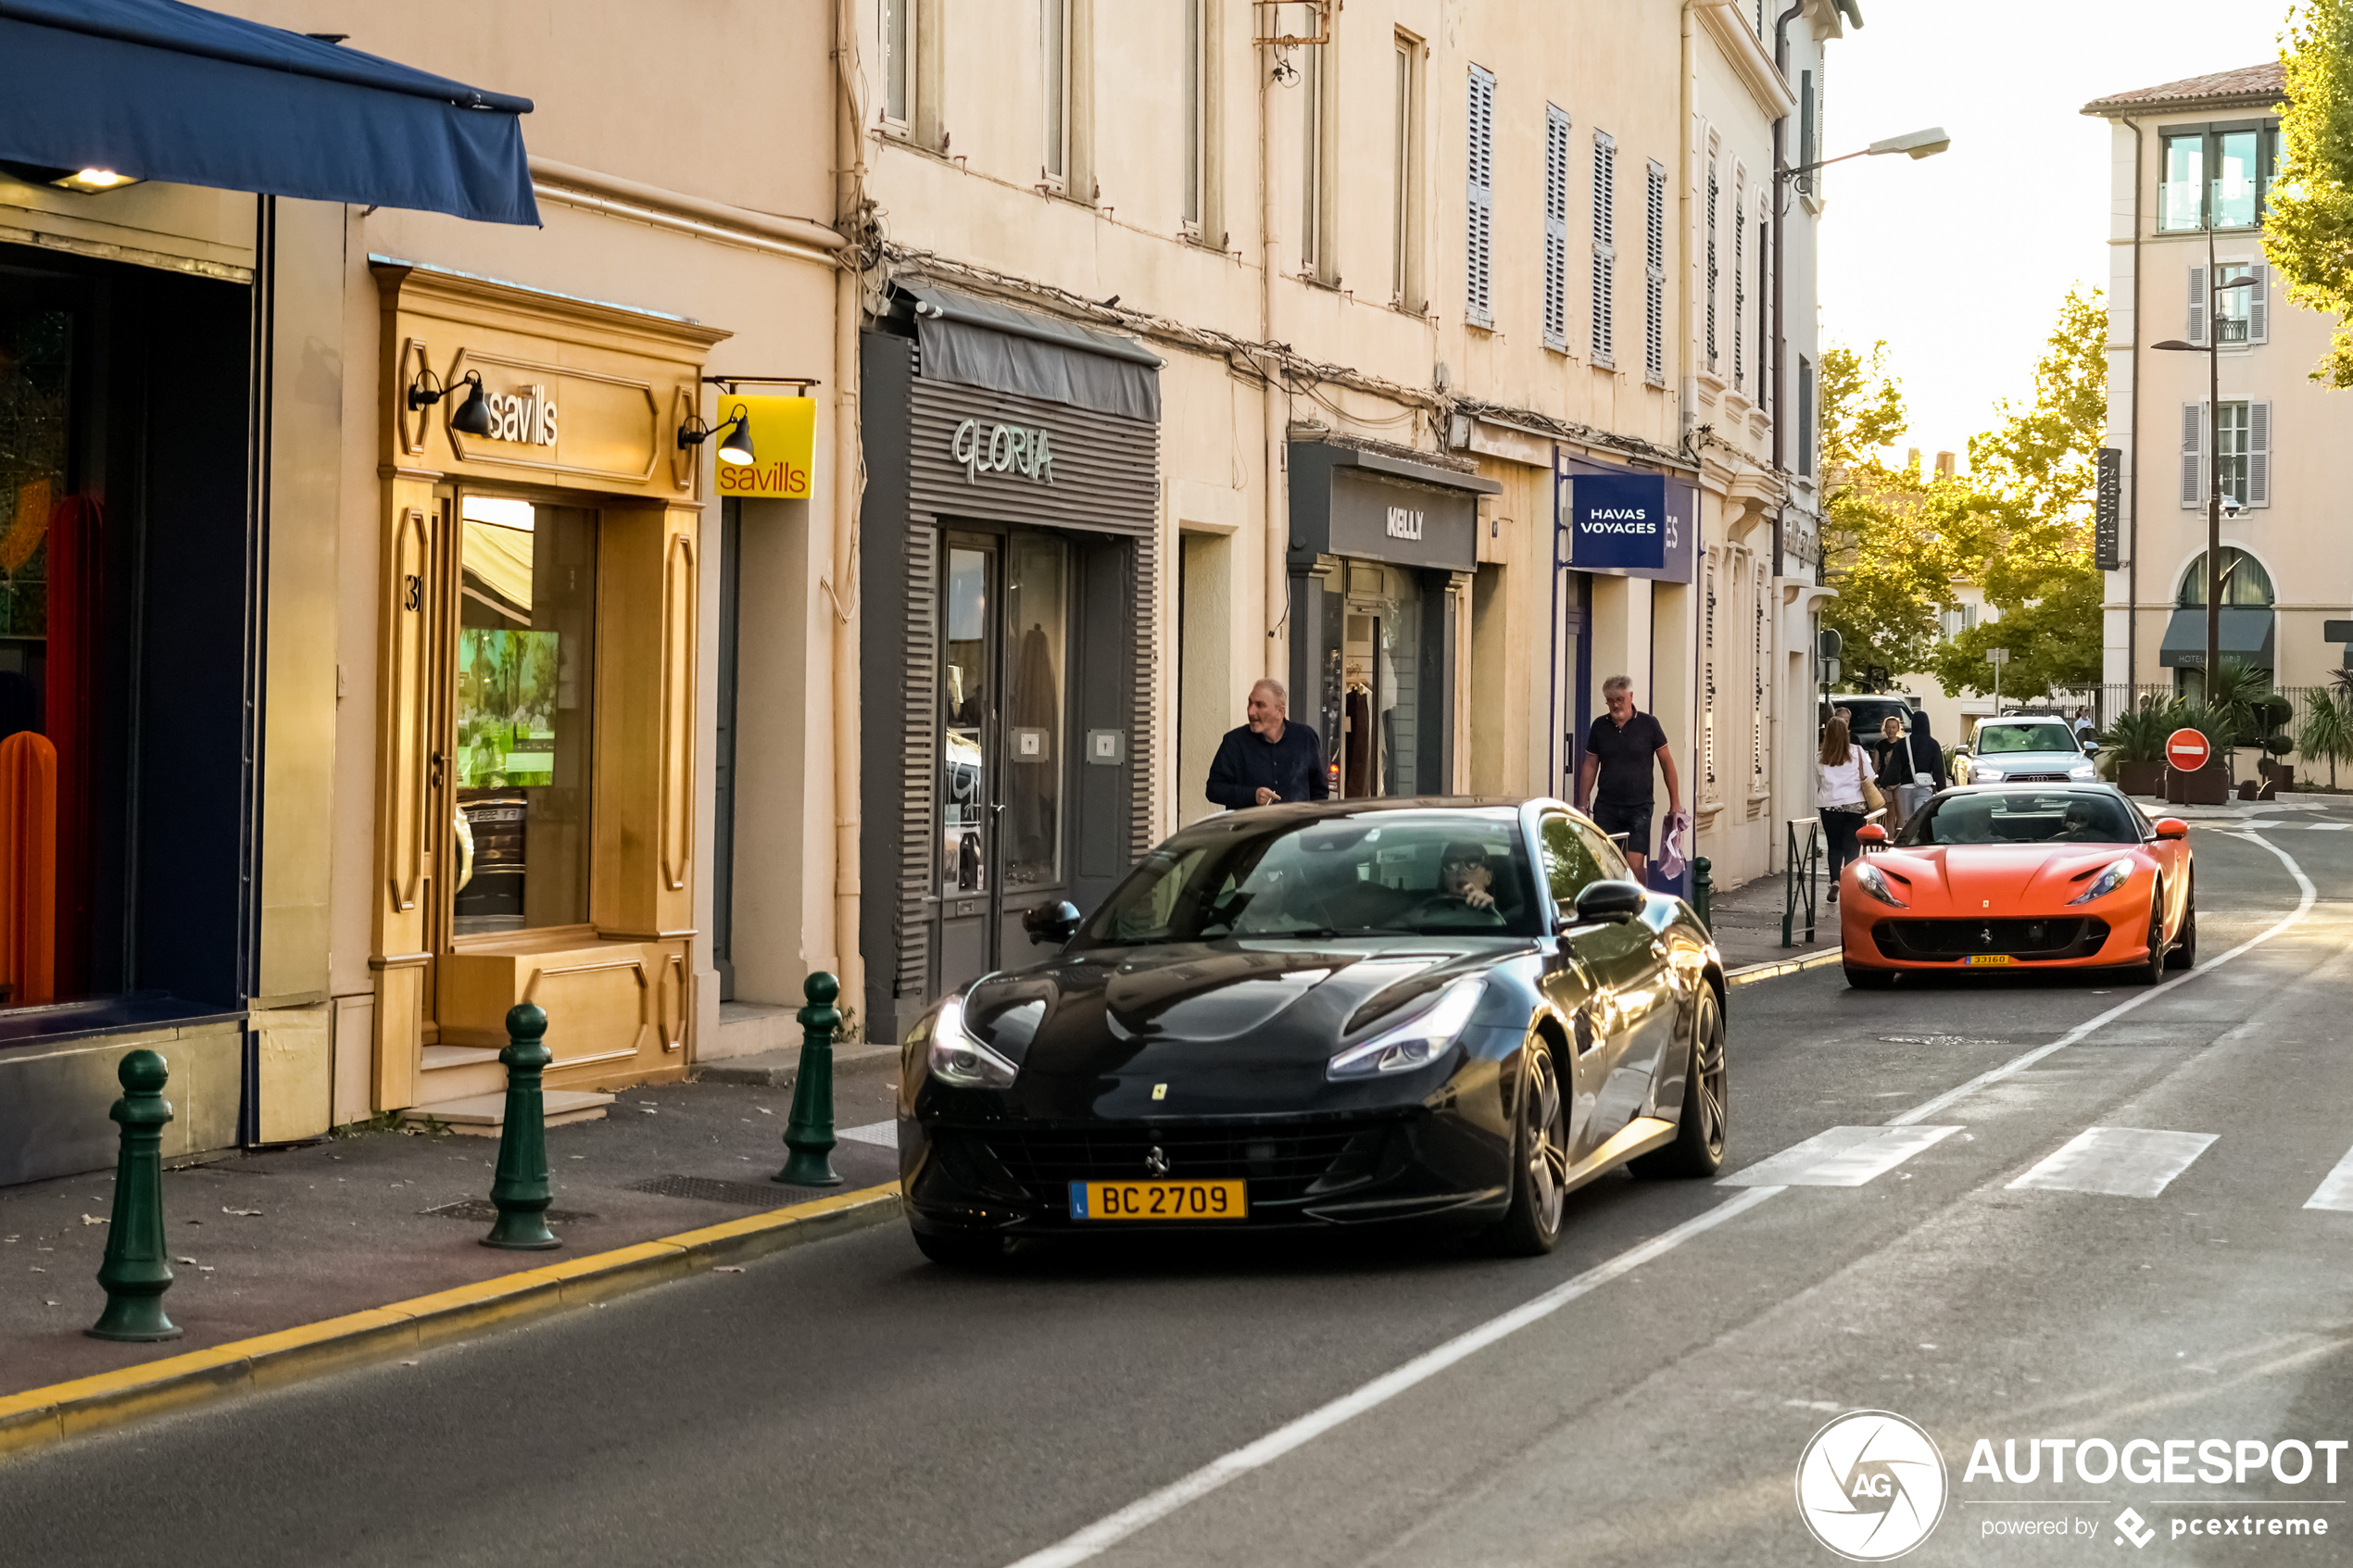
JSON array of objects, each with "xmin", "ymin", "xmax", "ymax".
[
  {"xmin": 1779, "ymin": 126, "xmax": 1953, "ymax": 186},
  {"xmin": 2152, "ymin": 181, "xmax": 2260, "ymax": 700}
]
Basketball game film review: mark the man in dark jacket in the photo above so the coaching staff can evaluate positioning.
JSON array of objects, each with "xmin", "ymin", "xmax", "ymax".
[{"xmin": 1206, "ymin": 679, "xmax": 1329, "ymax": 809}]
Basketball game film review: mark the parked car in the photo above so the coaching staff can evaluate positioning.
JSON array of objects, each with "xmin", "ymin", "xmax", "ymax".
[{"xmin": 1953, "ymin": 719, "xmax": 2100, "ymax": 786}]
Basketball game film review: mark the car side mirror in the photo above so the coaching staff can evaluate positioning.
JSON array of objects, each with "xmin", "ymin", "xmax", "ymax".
[
  {"xmin": 2084, "ymin": 740, "xmax": 2102, "ymax": 755},
  {"xmin": 1856, "ymin": 823, "xmax": 1889, "ymax": 847},
  {"xmin": 1567, "ymin": 879, "xmax": 1646, "ymax": 927},
  {"xmin": 1022, "ymin": 900, "xmax": 1083, "ymax": 945},
  {"xmin": 2153, "ymin": 819, "xmax": 2190, "ymax": 841}
]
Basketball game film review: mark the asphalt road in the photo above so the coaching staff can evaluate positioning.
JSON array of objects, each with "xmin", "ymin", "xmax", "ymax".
[{"xmin": 6, "ymin": 812, "xmax": 2351, "ymax": 1567}]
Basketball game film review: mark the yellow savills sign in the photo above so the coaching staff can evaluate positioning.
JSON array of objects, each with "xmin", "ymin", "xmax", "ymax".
[{"xmin": 711, "ymin": 395, "xmax": 816, "ymax": 499}]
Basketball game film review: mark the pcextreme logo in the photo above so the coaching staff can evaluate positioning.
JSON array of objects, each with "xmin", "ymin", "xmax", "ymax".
[{"xmin": 1795, "ymin": 1411, "xmax": 1950, "ymax": 1561}]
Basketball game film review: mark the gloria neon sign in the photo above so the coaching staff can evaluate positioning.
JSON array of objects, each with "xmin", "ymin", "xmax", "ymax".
[{"xmin": 951, "ymin": 418, "xmax": 1056, "ymax": 484}]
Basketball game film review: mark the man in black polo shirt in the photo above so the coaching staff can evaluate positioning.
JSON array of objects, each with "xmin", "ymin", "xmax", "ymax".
[
  {"xmin": 1576, "ymin": 674, "xmax": 1682, "ymax": 881},
  {"xmin": 1206, "ymin": 679, "xmax": 1330, "ymax": 809}
]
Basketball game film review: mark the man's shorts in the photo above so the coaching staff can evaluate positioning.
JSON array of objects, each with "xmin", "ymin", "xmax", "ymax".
[{"xmin": 1590, "ymin": 799, "xmax": 1655, "ymax": 859}]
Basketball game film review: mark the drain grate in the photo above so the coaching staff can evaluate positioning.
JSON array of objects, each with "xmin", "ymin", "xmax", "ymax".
[
  {"xmin": 624, "ymin": 1173, "xmax": 843, "ymax": 1209},
  {"xmin": 422, "ymin": 1198, "xmax": 596, "ymax": 1223}
]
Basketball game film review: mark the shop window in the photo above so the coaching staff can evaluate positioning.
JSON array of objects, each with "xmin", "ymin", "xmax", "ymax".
[
  {"xmin": 942, "ymin": 545, "xmax": 989, "ymax": 895},
  {"xmin": 939, "ymin": 533, "xmax": 1073, "ymax": 898},
  {"xmin": 452, "ymin": 496, "xmax": 597, "ymax": 935},
  {"xmin": 1004, "ymin": 533, "xmax": 1067, "ymax": 888},
  {"xmin": 1322, "ymin": 561, "xmax": 1431, "ymax": 799},
  {"xmin": 0, "ymin": 307, "xmax": 68, "ymax": 1006}
]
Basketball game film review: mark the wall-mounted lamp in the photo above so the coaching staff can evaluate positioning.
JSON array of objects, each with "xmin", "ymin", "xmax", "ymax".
[
  {"xmin": 677, "ymin": 402, "xmax": 755, "ymax": 466},
  {"xmin": 408, "ymin": 367, "xmax": 496, "ymax": 437},
  {"xmin": 0, "ymin": 160, "xmax": 144, "ymax": 194}
]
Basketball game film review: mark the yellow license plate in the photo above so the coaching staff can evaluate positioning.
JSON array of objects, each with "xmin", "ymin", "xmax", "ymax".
[
  {"xmin": 1963, "ymin": 954, "xmax": 2015, "ymax": 967},
  {"xmin": 1069, "ymin": 1179, "xmax": 1248, "ymax": 1222}
]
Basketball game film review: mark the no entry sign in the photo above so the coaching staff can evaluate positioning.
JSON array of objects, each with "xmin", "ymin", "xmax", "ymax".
[{"xmin": 2166, "ymin": 728, "xmax": 2213, "ymax": 771}]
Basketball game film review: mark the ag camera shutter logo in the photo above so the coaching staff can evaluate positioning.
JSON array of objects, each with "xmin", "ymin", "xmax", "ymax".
[{"xmin": 1794, "ymin": 1411, "xmax": 1949, "ymax": 1561}]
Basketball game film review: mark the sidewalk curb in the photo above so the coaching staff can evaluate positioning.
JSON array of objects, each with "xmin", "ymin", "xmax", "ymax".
[
  {"xmin": 694, "ymin": 1041, "xmax": 899, "ymax": 1089},
  {"xmin": 1725, "ymin": 947, "xmax": 1843, "ymax": 985},
  {"xmin": 0, "ymin": 1181, "xmax": 903, "ymax": 1464}
]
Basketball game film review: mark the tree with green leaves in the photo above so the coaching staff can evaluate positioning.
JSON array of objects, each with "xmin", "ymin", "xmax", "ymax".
[
  {"xmin": 1923, "ymin": 288, "xmax": 2109, "ymax": 699},
  {"xmin": 2268, "ymin": 0, "xmax": 2353, "ymax": 386},
  {"xmin": 1817, "ymin": 344, "xmax": 1952, "ymax": 683}
]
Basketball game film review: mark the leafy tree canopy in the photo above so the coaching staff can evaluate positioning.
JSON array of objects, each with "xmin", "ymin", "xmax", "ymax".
[
  {"xmin": 2268, "ymin": 0, "xmax": 2353, "ymax": 386},
  {"xmin": 1817, "ymin": 345, "xmax": 1951, "ymax": 681}
]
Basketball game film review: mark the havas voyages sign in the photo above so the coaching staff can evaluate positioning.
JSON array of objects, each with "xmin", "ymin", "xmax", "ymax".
[{"xmin": 1568, "ymin": 472, "xmax": 1670, "ymax": 571}]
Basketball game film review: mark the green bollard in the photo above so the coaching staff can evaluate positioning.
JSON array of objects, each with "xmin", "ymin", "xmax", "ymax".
[
  {"xmin": 776, "ymin": 972, "xmax": 845, "ymax": 1187},
  {"xmin": 1692, "ymin": 856, "xmax": 1713, "ymax": 932},
  {"xmin": 482, "ymin": 1002, "xmax": 560, "ymax": 1250},
  {"xmin": 89, "ymin": 1050, "xmax": 182, "ymax": 1342}
]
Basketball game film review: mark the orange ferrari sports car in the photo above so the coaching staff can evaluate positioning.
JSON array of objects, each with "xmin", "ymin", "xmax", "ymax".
[{"xmin": 1840, "ymin": 784, "xmax": 2194, "ymax": 988}]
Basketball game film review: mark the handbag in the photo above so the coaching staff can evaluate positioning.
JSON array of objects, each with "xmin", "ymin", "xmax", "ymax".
[{"xmin": 1856, "ymin": 750, "xmax": 1885, "ymax": 813}]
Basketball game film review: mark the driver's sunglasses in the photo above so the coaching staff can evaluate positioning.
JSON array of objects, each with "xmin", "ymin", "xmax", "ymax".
[{"xmin": 1441, "ymin": 856, "xmax": 1487, "ymax": 872}]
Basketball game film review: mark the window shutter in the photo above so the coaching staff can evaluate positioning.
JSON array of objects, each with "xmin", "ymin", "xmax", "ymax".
[
  {"xmin": 1591, "ymin": 131, "xmax": 1616, "ymax": 367},
  {"xmin": 2248, "ymin": 262, "xmax": 2269, "ymax": 344},
  {"xmin": 1731, "ymin": 182, "xmax": 1746, "ymax": 390},
  {"xmin": 2248, "ymin": 400, "xmax": 2271, "ymax": 507},
  {"xmin": 2187, "ymin": 264, "xmax": 2206, "ymax": 346},
  {"xmin": 1705, "ymin": 157, "xmax": 1718, "ymax": 370},
  {"xmin": 1466, "ymin": 66, "xmax": 1494, "ymax": 328},
  {"xmin": 1543, "ymin": 107, "xmax": 1569, "ymax": 350},
  {"xmin": 2180, "ymin": 402, "xmax": 2203, "ymax": 508},
  {"xmin": 1644, "ymin": 160, "xmax": 1667, "ymax": 384}
]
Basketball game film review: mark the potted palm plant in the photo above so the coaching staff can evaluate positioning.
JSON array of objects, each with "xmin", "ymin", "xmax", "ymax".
[
  {"xmin": 2297, "ymin": 686, "xmax": 2353, "ymax": 791},
  {"xmin": 2098, "ymin": 696, "xmax": 2176, "ymax": 797}
]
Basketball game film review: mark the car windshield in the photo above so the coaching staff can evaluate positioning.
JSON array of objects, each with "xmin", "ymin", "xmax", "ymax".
[
  {"xmin": 1074, "ymin": 812, "xmax": 1543, "ymax": 947},
  {"xmin": 1901, "ymin": 791, "xmax": 2141, "ymax": 847},
  {"xmin": 1975, "ymin": 723, "xmax": 2079, "ymax": 754}
]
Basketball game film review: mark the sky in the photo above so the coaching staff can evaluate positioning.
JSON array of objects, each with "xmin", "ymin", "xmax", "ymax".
[{"xmin": 1815, "ymin": 0, "xmax": 2295, "ymax": 467}]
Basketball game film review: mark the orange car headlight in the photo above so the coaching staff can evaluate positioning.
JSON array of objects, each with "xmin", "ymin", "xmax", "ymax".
[
  {"xmin": 1854, "ymin": 862, "xmax": 1906, "ymax": 908},
  {"xmin": 2068, "ymin": 858, "xmax": 2135, "ymax": 906}
]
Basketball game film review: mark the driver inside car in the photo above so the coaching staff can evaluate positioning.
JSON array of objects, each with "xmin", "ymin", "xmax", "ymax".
[{"xmin": 1409, "ymin": 842, "xmax": 1505, "ymax": 929}]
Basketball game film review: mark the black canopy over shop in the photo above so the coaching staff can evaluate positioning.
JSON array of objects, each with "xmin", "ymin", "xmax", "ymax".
[
  {"xmin": 859, "ymin": 285, "xmax": 1163, "ymax": 1043},
  {"xmin": 1287, "ymin": 439, "xmax": 1499, "ymax": 801}
]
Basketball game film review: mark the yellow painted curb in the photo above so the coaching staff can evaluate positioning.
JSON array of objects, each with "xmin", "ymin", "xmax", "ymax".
[
  {"xmin": 1726, "ymin": 947, "xmax": 1843, "ymax": 985},
  {"xmin": 0, "ymin": 1181, "xmax": 903, "ymax": 1463}
]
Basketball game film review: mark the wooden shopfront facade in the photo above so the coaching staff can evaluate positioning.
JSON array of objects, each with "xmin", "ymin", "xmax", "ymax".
[
  {"xmin": 369, "ymin": 260, "xmax": 725, "ymax": 1123},
  {"xmin": 857, "ymin": 284, "xmax": 1163, "ymax": 1045}
]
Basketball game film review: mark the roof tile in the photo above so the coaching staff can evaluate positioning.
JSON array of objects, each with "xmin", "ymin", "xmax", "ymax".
[{"xmin": 2082, "ymin": 61, "xmax": 2284, "ymax": 116}]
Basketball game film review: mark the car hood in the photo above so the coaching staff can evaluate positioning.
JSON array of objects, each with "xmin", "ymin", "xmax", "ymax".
[
  {"xmin": 955, "ymin": 940, "xmax": 1524, "ymax": 1115},
  {"xmin": 1869, "ymin": 845, "xmax": 2143, "ymax": 909}
]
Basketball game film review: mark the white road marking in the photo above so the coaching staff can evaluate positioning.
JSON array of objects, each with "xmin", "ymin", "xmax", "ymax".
[
  {"xmin": 998, "ymin": 1186, "xmax": 1784, "ymax": 1568},
  {"xmin": 1718, "ymin": 1124, "xmax": 1963, "ymax": 1187},
  {"xmin": 2007, "ymin": 1127, "xmax": 2218, "ymax": 1198},
  {"xmin": 2302, "ymin": 1145, "xmax": 2353, "ymax": 1211},
  {"xmin": 837, "ymin": 1121, "xmax": 897, "ymax": 1148},
  {"xmin": 1887, "ymin": 832, "xmax": 2318, "ymax": 1127},
  {"xmin": 2311, "ymin": 822, "xmax": 2350, "ymax": 831}
]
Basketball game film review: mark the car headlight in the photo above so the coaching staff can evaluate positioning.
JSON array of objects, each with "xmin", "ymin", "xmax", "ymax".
[
  {"xmin": 1854, "ymin": 861, "xmax": 1906, "ymax": 909},
  {"xmin": 1328, "ymin": 978, "xmax": 1484, "ymax": 1080},
  {"xmin": 926, "ymin": 997, "xmax": 1020, "ymax": 1088},
  {"xmin": 1971, "ymin": 763, "xmax": 2005, "ymax": 781},
  {"xmin": 2069, "ymin": 763, "xmax": 2098, "ymax": 781},
  {"xmin": 2068, "ymin": 858, "xmax": 2135, "ymax": 906}
]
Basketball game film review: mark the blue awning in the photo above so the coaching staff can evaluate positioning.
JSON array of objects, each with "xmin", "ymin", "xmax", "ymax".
[{"xmin": 0, "ymin": 0, "xmax": 537, "ymax": 225}]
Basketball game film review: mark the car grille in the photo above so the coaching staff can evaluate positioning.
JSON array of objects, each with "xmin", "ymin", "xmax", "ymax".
[
  {"xmin": 972, "ymin": 1120, "xmax": 1397, "ymax": 1204},
  {"xmin": 1994, "ymin": 771, "xmax": 2073, "ymax": 783},
  {"xmin": 1872, "ymin": 917, "xmax": 2110, "ymax": 961}
]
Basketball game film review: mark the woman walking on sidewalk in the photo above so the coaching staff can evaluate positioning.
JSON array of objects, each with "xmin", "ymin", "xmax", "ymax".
[{"xmin": 1817, "ymin": 717, "xmax": 1872, "ymax": 901}]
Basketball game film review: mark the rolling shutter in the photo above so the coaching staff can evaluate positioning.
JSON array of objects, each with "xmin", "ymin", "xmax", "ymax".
[
  {"xmin": 2180, "ymin": 403, "xmax": 2203, "ymax": 508},
  {"xmin": 1544, "ymin": 106, "xmax": 1569, "ymax": 351},
  {"xmin": 1591, "ymin": 130, "xmax": 1617, "ymax": 367},
  {"xmin": 1130, "ymin": 529, "xmax": 1158, "ymax": 859},
  {"xmin": 1466, "ymin": 66, "xmax": 1494, "ymax": 328},
  {"xmin": 2247, "ymin": 400, "xmax": 2271, "ymax": 508},
  {"xmin": 896, "ymin": 525, "xmax": 937, "ymax": 998},
  {"xmin": 2188, "ymin": 263, "xmax": 2206, "ymax": 346}
]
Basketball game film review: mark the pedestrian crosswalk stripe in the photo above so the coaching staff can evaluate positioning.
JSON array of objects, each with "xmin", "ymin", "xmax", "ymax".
[
  {"xmin": 1718, "ymin": 1124, "xmax": 1962, "ymax": 1187},
  {"xmin": 2301, "ymin": 1144, "xmax": 2353, "ymax": 1211},
  {"xmin": 837, "ymin": 1120, "xmax": 897, "ymax": 1148},
  {"xmin": 2008, "ymin": 1126, "xmax": 2216, "ymax": 1198}
]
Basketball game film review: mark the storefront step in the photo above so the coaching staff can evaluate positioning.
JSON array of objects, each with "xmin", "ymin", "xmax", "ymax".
[
  {"xmin": 399, "ymin": 1089, "xmax": 616, "ymax": 1137},
  {"xmin": 416, "ymin": 1045, "xmax": 511, "ymax": 1104}
]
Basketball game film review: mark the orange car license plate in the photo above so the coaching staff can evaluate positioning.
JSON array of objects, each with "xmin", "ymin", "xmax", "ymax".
[
  {"xmin": 1069, "ymin": 1179, "xmax": 1247, "ymax": 1221},
  {"xmin": 1963, "ymin": 954, "xmax": 2015, "ymax": 967}
]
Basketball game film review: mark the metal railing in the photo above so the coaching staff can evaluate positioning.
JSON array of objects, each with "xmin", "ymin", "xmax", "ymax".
[{"xmin": 1781, "ymin": 818, "xmax": 1821, "ymax": 948}]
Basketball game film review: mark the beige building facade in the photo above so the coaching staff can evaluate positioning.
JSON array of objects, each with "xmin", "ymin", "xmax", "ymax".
[{"xmin": 2090, "ymin": 64, "xmax": 2348, "ymax": 698}]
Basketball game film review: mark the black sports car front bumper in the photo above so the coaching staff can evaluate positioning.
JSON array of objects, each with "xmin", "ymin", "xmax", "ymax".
[{"xmin": 901, "ymin": 1108, "xmax": 1513, "ymax": 1236}]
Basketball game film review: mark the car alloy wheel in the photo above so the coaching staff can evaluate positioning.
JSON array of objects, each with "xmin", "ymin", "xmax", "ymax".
[
  {"xmin": 1496, "ymin": 1042, "xmax": 1570, "ymax": 1256},
  {"xmin": 2166, "ymin": 880, "xmax": 2197, "ymax": 970},
  {"xmin": 2132, "ymin": 888, "xmax": 2166, "ymax": 986},
  {"xmin": 1636, "ymin": 985, "xmax": 1728, "ymax": 1178}
]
